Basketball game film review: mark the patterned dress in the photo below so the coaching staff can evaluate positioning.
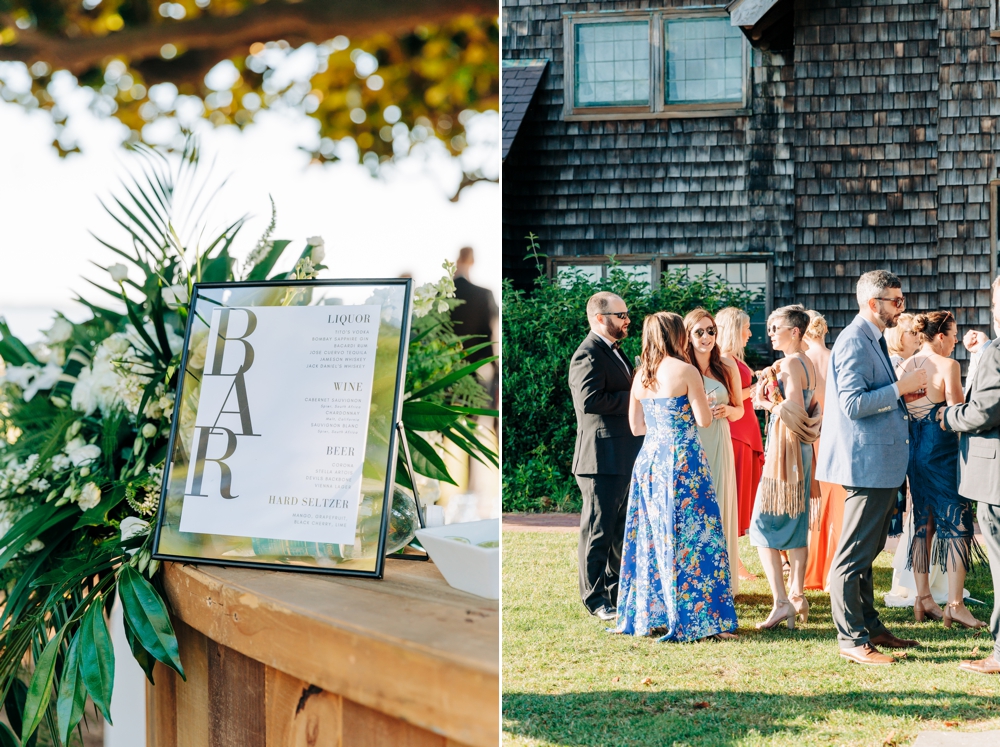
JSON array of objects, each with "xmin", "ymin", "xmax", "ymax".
[{"xmin": 615, "ymin": 396, "xmax": 739, "ymax": 641}]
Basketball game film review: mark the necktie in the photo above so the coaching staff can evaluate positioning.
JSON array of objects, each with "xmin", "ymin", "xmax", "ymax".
[{"xmin": 878, "ymin": 336, "xmax": 895, "ymax": 377}]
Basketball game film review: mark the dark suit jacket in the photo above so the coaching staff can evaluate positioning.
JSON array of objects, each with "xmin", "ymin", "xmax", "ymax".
[
  {"xmin": 568, "ymin": 332, "xmax": 644, "ymax": 476},
  {"xmin": 942, "ymin": 341, "xmax": 1000, "ymax": 506},
  {"xmin": 452, "ymin": 276, "xmax": 497, "ymax": 363}
]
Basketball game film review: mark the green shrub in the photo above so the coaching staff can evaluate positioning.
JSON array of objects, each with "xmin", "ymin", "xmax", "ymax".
[{"xmin": 502, "ymin": 243, "xmax": 761, "ymax": 513}]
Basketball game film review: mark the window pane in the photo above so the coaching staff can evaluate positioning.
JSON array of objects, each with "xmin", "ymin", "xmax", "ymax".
[
  {"xmin": 556, "ymin": 265, "xmax": 603, "ymax": 287},
  {"xmin": 575, "ymin": 22, "xmax": 650, "ymax": 107},
  {"xmin": 665, "ymin": 17, "xmax": 744, "ymax": 104},
  {"xmin": 621, "ymin": 265, "xmax": 652, "ymax": 286}
]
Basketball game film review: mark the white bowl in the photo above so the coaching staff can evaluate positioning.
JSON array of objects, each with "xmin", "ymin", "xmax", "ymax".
[{"xmin": 415, "ymin": 519, "xmax": 499, "ymax": 599}]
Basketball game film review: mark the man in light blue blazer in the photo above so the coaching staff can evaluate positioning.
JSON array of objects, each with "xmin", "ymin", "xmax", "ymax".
[{"xmin": 817, "ymin": 270, "xmax": 928, "ymax": 665}]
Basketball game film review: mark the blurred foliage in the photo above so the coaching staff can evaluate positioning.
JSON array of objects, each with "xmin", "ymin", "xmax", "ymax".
[
  {"xmin": 502, "ymin": 236, "xmax": 761, "ymax": 513},
  {"xmin": 0, "ymin": 1, "xmax": 497, "ymax": 187}
]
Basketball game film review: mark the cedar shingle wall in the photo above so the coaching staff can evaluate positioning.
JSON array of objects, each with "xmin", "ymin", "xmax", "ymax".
[
  {"xmin": 501, "ymin": 1, "xmax": 795, "ymax": 272},
  {"xmin": 792, "ymin": 0, "xmax": 939, "ymax": 335},
  {"xmin": 938, "ymin": 0, "xmax": 997, "ymax": 333}
]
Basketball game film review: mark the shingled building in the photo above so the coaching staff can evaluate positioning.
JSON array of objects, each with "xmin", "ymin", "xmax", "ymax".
[{"xmin": 502, "ymin": 0, "xmax": 1000, "ymax": 355}]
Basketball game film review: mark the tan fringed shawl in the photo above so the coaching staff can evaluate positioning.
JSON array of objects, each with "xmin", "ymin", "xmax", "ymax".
[{"xmin": 758, "ymin": 397, "xmax": 823, "ymax": 518}]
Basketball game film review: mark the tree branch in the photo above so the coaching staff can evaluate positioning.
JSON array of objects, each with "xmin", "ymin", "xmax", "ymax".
[{"xmin": 0, "ymin": 0, "xmax": 496, "ymax": 74}]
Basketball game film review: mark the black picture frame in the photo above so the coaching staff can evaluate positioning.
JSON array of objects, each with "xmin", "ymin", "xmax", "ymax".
[{"xmin": 151, "ymin": 277, "xmax": 413, "ymax": 579}]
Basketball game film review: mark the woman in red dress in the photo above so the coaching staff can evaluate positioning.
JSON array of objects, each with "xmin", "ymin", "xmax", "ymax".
[
  {"xmin": 802, "ymin": 311, "xmax": 844, "ymax": 591},
  {"xmin": 716, "ymin": 307, "xmax": 764, "ymax": 581}
]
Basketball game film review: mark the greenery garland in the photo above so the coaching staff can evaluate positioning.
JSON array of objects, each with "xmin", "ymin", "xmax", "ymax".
[{"xmin": 0, "ymin": 141, "xmax": 497, "ymax": 745}]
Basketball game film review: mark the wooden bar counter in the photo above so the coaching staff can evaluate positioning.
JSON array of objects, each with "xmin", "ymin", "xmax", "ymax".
[{"xmin": 146, "ymin": 559, "xmax": 499, "ymax": 747}]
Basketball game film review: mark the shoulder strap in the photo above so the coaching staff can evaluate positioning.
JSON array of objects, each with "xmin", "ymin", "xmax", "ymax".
[{"xmin": 796, "ymin": 356, "xmax": 812, "ymax": 389}]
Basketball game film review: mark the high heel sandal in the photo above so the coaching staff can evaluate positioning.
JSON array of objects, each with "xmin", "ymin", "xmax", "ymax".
[
  {"xmin": 756, "ymin": 600, "xmax": 795, "ymax": 630},
  {"xmin": 789, "ymin": 593, "xmax": 809, "ymax": 625},
  {"xmin": 943, "ymin": 602, "xmax": 988, "ymax": 629},
  {"xmin": 913, "ymin": 594, "xmax": 943, "ymax": 623}
]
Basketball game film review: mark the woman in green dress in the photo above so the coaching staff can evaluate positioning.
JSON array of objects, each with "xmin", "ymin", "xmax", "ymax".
[{"xmin": 684, "ymin": 309, "xmax": 744, "ymax": 597}]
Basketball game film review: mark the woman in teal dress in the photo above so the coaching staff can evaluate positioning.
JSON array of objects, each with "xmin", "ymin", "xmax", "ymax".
[
  {"xmin": 614, "ymin": 312, "xmax": 738, "ymax": 642},
  {"xmin": 684, "ymin": 309, "xmax": 744, "ymax": 597},
  {"xmin": 750, "ymin": 305, "xmax": 820, "ymax": 630}
]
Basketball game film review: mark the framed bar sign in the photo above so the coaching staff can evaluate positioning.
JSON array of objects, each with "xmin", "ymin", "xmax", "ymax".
[{"xmin": 152, "ymin": 278, "xmax": 413, "ymax": 578}]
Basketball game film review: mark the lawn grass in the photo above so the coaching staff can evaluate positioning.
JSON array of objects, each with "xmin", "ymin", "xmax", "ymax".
[{"xmin": 503, "ymin": 531, "xmax": 1000, "ymax": 746}]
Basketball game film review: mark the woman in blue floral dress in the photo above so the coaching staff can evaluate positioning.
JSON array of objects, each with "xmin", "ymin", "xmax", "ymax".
[{"xmin": 614, "ymin": 311, "xmax": 739, "ymax": 641}]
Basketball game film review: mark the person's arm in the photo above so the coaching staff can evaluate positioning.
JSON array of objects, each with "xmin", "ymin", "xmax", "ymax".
[
  {"xmin": 836, "ymin": 338, "xmax": 924, "ymax": 419},
  {"xmin": 722, "ymin": 359, "xmax": 745, "ymax": 422},
  {"xmin": 629, "ymin": 383, "xmax": 647, "ymax": 437},
  {"xmin": 944, "ymin": 359, "xmax": 964, "ymax": 406},
  {"xmin": 687, "ymin": 365, "xmax": 713, "ymax": 427},
  {"xmin": 783, "ymin": 359, "xmax": 806, "ymax": 409},
  {"xmin": 568, "ymin": 349, "xmax": 629, "ymax": 416},
  {"xmin": 942, "ymin": 345, "xmax": 1000, "ymax": 433}
]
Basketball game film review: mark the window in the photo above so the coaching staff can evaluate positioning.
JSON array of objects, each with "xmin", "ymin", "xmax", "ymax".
[
  {"xmin": 555, "ymin": 262, "xmax": 652, "ymax": 288},
  {"xmin": 564, "ymin": 10, "xmax": 747, "ymax": 120},
  {"xmin": 574, "ymin": 22, "xmax": 650, "ymax": 107},
  {"xmin": 663, "ymin": 260, "xmax": 770, "ymax": 354}
]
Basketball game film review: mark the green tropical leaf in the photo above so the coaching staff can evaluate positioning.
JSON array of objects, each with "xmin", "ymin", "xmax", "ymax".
[
  {"xmin": 20, "ymin": 627, "xmax": 65, "ymax": 744},
  {"xmin": 118, "ymin": 566, "xmax": 184, "ymax": 678},
  {"xmin": 407, "ymin": 356, "xmax": 497, "ymax": 401},
  {"xmin": 442, "ymin": 405, "xmax": 498, "ymax": 417},
  {"xmin": 0, "ymin": 318, "xmax": 40, "ymax": 367},
  {"xmin": 246, "ymin": 239, "xmax": 292, "ymax": 281},
  {"xmin": 402, "ymin": 401, "xmax": 460, "ymax": 431},
  {"xmin": 0, "ymin": 723, "xmax": 19, "ymax": 747},
  {"xmin": 56, "ymin": 631, "xmax": 87, "ymax": 747},
  {"xmin": 200, "ymin": 248, "xmax": 235, "ymax": 283},
  {"xmin": 73, "ymin": 485, "xmax": 127, "ymax": 529},
  {"xmin": 404, "ymin": 430, "xmax": 457, "ymax": 484},
  {"xmin": 4, "ymin": 679, "xmax": 31, "ymax": 747},
  {"xmin": 79, "ymin": 598, "xmax": 115, "ymax": 723},
  {"xmin": 122, "ymin": 613, "xmax": 156, "ymax": 685}
]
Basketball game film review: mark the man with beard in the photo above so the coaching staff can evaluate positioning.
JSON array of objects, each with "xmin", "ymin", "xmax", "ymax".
[
  {"xmin": 818, "ymin": 270, "xmax": 929, "ymax": 664},
  {"xmin": 568, "ymin": 292, "xmax": 643, "ymax": 620}
]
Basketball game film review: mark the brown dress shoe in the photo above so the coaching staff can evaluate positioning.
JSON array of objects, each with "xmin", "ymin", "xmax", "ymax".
[
  {"xmin": 839, "ymin": 643, "xmax": 895, "ymax": 665},
  {"xmin": 870, "ymin": 631, "xmax": 920, "ymax": 649},
  {"xmin": 959, "ymin": 656, "xmax": 1000, "ymax": 674}
]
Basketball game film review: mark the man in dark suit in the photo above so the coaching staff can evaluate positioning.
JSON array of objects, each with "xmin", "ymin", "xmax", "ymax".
[
  {"xmin": 452, "ymin": 247, "xmax": 498, "ymax": 366},
  {"xmin": 939, "ymin": 276, "xmax": 1000, "ymax": 674},
  {"xmin": 568, "ymin": 292, "xmax": 643, "ymax": 620}
]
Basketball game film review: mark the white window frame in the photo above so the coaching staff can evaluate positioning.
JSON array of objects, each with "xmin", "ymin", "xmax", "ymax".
[{"xmin": 562, "ymin": 8, "xmax": 750, "ymax": 122}]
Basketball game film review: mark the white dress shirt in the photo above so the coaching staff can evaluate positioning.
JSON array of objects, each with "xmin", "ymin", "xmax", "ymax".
[
  {"xmin": 594, "ymin": 331, "xmax": 631, "ymax": 376},
  {"xmin": 860, "ymin": 315, "xmax": 901, "ymax": 399}
]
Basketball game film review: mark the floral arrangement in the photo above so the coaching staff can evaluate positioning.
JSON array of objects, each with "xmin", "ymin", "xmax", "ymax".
[{"xmin": 0, "ymin": 143, "xmax": 496, "ymax": 745}]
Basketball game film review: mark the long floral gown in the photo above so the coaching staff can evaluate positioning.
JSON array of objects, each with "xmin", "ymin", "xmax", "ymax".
[{"xmin": 614, "ymin": 395, "xmax": 739, "ymax": 641}]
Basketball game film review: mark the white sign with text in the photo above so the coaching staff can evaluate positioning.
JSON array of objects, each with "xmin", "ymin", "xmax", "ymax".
[{"xmin": 178, "ymin": 304, "xmax": 381, "ymax": 544}]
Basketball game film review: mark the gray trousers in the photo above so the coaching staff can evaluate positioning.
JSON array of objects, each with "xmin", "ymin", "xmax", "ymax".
[
  {"xmin": 829, "ymin": 486, "xmax": 896, "ymax": 648},
  {"xmin": 576, "ymin": 473, "xmax": 630, "ymax": 614},
  {"xmin": 976, "ymin": 503, "xmax": 1000, "ymax": 660}
]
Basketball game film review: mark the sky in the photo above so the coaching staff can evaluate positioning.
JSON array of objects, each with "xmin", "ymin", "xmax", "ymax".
[{"xmin": 0, "ymin": 82, "xmax": 499, "ymax": 343}]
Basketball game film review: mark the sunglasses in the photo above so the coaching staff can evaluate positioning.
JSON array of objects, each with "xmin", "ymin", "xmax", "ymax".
[
  {"xmin": 693, "ymin": 327, "xmax": 717, "ymax": 338},
  {"xmin": 875, "ymin": 296, "xmax": 906, "ymax": 310},
  {"xmin": 767, "ymin": 324, "xmax": 793, "ymax": 335},
  {"xmin": 605, "ymin": 312, "xmax": 629, "ymax": 319}
]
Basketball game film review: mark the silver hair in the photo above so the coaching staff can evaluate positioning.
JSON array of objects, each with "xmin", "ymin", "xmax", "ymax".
[{"xmin": 856, "ymin": 270, "xmax": 902, "ymax": 307}]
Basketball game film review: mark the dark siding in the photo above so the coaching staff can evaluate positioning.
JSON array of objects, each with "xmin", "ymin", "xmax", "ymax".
[
  {"xmin": 501, "ymin": 0, "xmax": 795, "ymax": 274},
  {"xmin": 792, "ymin": 0, "xmax": 939, "ymax": 335},
  {"xmin": 938, "ymin": 0, "xmax": 998, "ymax": 335}
]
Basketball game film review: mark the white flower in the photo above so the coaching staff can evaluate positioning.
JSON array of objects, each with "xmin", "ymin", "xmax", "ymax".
[
  {"xmin": 2, "ymin": 362, "xmax": 63, "ymax": 402},
  {"xmin": 44, "ymin": 317, "xmax": 74, "ymax": 344},
  {"xmin": 49, "ymin": 454, "xmax": 71, "ymax": 472},
  {"xmin": 162, "ymin": 284, "xmax": 189, "ymax": 309},
  {"xmin": 141, "ymin": 423, "xmax": 157, "ymax": 439},
  {"xmin": 77, "ymin": 482, "xmax": 101, "ymax": 511},
  {"xmin": 66, "ymin": 442, "xmax": 101, "ymax": 467},
  {"xmin": 23, "ymin": 539, "xmax": 44, "ymax": 553},
  {"xmin": 108, "ymin": 264, "xmax": 128, "ymax": 283},
  {"xmin": 28, "ymin": 343, "xmax": 51, "ymax": 363},
  {"xmin": 120, "ymin": 516, "xmax": 150, "ymax": 542},
  {"xmin": 308, "ymin": 236, "xmax": 325, "ymax": 263}
]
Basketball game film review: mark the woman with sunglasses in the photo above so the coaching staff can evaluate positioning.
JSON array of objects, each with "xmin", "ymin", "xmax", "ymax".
[
  {"xmin": 684, "ymin": 309, "xmax": 744, "ymax": 596},
  {"xmin": 615, "ymin": 312, "xmax": 738, "ymax": 641},
  {"xmin": 895, "ymin": 311, "xmax": 985, "ymax": 628},
  {"xmin": 750, "ymin": 305, "xmax": 821, "ymax": 630}
]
